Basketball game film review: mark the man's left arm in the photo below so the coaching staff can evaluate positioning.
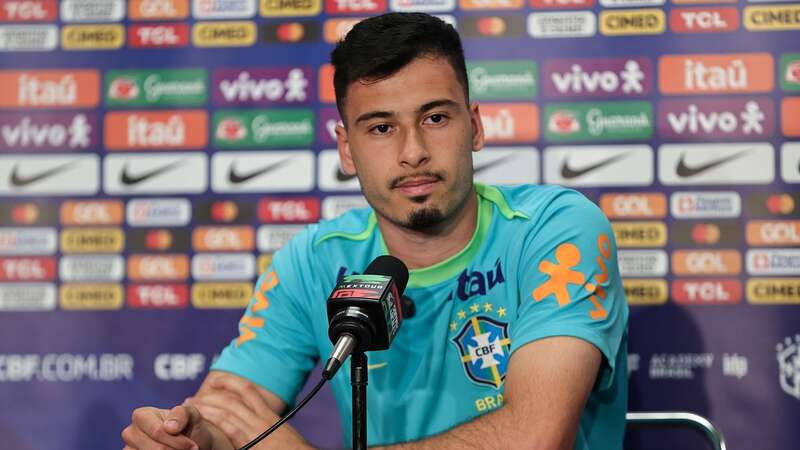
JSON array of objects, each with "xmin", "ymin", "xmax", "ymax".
[{"xmin": 382, "ymin": 336, "xmax": 601, "ymax": 450}]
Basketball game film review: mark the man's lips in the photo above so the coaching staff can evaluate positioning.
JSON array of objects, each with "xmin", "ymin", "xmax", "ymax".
[{"xmin": 393, "ymin": 176, "xmax": 440, "ymax": 196}]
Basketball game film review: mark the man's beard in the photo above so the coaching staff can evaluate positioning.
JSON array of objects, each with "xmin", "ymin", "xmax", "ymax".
[{"xmin": 405, "ymin": 206, "xmax": 445, "ymax": 231}]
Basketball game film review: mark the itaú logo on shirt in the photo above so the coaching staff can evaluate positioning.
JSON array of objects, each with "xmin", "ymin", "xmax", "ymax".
[{"xmin": 454, "ymin": 258, "xmax": 505, "ymax": 301}]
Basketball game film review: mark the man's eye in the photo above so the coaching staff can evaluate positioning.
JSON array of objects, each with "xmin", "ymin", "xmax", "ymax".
[
  {"xmin": 425, "ymin": 114, "xmax": 447, "ymax": 125},
  {"xmin": 371, "ymin": 124, "xmax": 391, "ymax": 134}
]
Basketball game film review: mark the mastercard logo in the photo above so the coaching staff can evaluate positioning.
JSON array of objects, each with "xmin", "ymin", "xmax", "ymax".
[
  {"xmin": 278, "ymin": 23, "xmax": 305, "ymax": 42},
  {"xmin": 210, "ymin": 201, "xmax": 239, "ymax": 223},
  {"xmin": 145, "ymin": 229, "xmax": 173, "ymax": 251},
  {"xmin": 478, "ymin": 17, "xmax": 507, "ymax": 36},
  {"xmin": 11, "ymin": 203, "xmax": 39, "ymax": 225},
  {"xmin": 766, "ymin": 194, "xmax": 795, "ymax": 215},
  {"xmin": 691, "ymin": 223, "xmax": 721, "ymax": 245}
]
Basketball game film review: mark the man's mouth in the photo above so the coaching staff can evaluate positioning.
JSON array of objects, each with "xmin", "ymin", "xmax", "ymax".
[{"xmin": 392, "ymin": 175, "xmax": 442, "ymax": 197}]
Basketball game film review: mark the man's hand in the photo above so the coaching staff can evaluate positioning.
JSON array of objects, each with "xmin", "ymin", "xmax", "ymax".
[
  {"xmin": 188, "ymin": 372, "xmax": 312, "ymax": 449},
  {"xmin": 121, "ymin": 404, "xmax": 219, "ymax": 450}
]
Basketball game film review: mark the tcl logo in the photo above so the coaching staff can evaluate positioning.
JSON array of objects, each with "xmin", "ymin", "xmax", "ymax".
[
  {"xmin": 128, "ymin": 23, "xmax": 189, "ymax": 48},
  {"xmin": 258, "ymin": 198, "xmax": 320, "ymax": 223},
  {"xmin": 670, "ymin": 7, "xmax": 739, "ymax": 33},
  {"xmin": 154, "ymin": 353, "xmax": 205, "ymax": 381},
  {"xmin": 747, "ymin": 220, "xmax": 800, "ymax": 245},
  {"xmin": 599, "ymin": 193, "xmax": 666, "ymax": 219},
  {"xmin": 127, "ymin": 284, "xmax": 188, "ymax": 308},
  {"xmin": 0, "ymin": 0, "xmax": 57, "ymax": 21},
  {"xmin": 325, "ymin": 0, "xmax": 386, "ymax": 14},
  {"xmin": 0, "ymin": 256, "xmax": 55, "ymax": 281},
  {"xmin": 672, "ymin": 279, "xmax": 742, "ymax": 304}
]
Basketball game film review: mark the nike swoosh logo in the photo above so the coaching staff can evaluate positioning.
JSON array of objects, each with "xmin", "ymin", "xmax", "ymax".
[
  {"xmin": 121, "ymin": 160, "xmax": 183, "ymax": 186},
  {"xmin": 335, "ymin": 165, "xmax": 357, "ymax": 182},
  {"xmin": 10, "ymin": 161, "xmax": 79, "ymax": 187},
  {"xmin": 228, "ymin": 158, "xmax": 291, "ymax": 184},
  {"xmin": 560, "ymin": 152, "xmax": 629, "ymax": 179},
  {"xmin": 367, "ymin": 362, "xmax": 388, "ymax": 371},
  {"xmin": 474, "ymin": 154, "xmax": 515, "ymax": 174},
  {"xmin": 676, "ymin": 149, "xmax": 750, "ymax": 178}
]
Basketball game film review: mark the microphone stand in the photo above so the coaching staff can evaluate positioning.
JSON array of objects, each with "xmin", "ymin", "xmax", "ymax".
[{"xmin": 351, "ymin": 351, "xmax": 368, "ymax": 450}]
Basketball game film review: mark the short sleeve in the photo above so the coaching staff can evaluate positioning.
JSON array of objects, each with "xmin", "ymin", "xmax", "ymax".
[
  {"xmin": 211, "ymin": 227, "xmax": 320, "ymax": 407},
  {"xmin": 511, "ymin": 190, "xmax": 628, "ymax": 391}
]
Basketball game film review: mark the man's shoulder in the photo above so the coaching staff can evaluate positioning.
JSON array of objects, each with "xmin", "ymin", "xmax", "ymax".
[{"xmin": 480, "ymin": 183, "xmax": 598, "ymax": 226}]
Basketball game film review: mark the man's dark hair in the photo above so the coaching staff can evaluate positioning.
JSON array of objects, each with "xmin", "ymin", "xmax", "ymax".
[{"xmin": 330, "ymin": 13, "xmax": 469, "ymax": 118}]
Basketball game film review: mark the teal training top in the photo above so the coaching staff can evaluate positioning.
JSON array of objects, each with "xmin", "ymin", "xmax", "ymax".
[{"xmin": 212, "ymin": 183, "xmax": 629, "ymax": 449}]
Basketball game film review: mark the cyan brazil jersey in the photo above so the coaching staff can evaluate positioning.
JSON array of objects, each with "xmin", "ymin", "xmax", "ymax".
[{"xmin": 212, "ymin": 183, "xmax": 629, "ymax": 449}]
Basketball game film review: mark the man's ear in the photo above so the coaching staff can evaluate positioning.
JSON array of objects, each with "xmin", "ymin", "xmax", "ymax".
[
  {"xmin": 469, "ymin": 102, "xmax": 485, "ymax": 153},
  {"xmin": 335, "ymin": 123, "xmax": 357, "ymax": 175}
]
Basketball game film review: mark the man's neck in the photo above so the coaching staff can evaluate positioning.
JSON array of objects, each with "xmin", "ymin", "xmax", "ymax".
[{"xmin": 377, "ymin": 190, "xmax": 478, "ymax": 270}]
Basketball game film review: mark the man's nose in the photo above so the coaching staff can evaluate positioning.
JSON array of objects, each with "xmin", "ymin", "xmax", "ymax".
[{"xmin": 398, "ymin": 126, "xmax": 430, "ymax": 168}]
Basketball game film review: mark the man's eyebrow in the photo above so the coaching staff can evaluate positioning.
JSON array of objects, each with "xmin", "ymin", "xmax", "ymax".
[
  {"xmin": 419, "ymin": 99, "xmax": 460, "ymax": 113},
  {"xmin": 355, "ymin": 110, "xmax": 394, "ymax": 125}
]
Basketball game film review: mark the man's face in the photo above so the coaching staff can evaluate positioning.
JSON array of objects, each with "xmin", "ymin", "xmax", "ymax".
[{"xmin": 335, "ymin": 56, "xmax": 485, "ymax": 231}]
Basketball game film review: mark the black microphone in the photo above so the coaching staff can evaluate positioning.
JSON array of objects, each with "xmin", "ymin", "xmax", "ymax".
[{"xmin": 321, "ymin": 255, "xmax": 409, "ymax": 379}]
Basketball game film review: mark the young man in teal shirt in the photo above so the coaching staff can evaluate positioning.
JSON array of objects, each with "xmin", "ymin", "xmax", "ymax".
[{"xmin": 122, "ymin": 12, "xmax": 628, "ymax": 450}]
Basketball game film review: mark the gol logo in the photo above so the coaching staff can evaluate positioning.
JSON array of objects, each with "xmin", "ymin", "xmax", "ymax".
[
  {"xmin": 60, "ymin": 200, "xmax": 123, "ymax": 225},
  {"xmin": 781, "ymin": 98, "xmax": 800, "ymax": 137},
  {"xmin": 659, "ymin": 53, "xmax": 773, "ymax": 95},
  {"xmin": 670, "ymin": 7, "xmax": 739, "ymax": 33},
  {"xmin": 744, "ymin": 5, "xmax": 800, "ymax": 31},
  {"xmin": 672, "ymin": 249, "xmax": 741, "ymax": 275},
  {"xmin": 600, "ymin": 193, "xmax": 666, "ymax": 219},
  {"xmin": 0, "ymin": 69, "xmax": 99, "ymax": 108},
  {"xmin": 193, "ymin": 226, "xmax": 255, "ymax": 251},
  {"xmin": 600, "ymin": 9, "xmax": 666, "ymax": 36},
  {"xmin": 622, "ymin": 279, "xmax": 667, "ymax": 305},
  {"xmin": 746, "ymin": 220, "xmax": 800, "ymax": 246},
  {"xmin": 192, "ymin": 21, "xmax": 256, "ymax": 47},
  {"xmin": 479, "ymin": 104, "xmax": 539, "ymax": 143},
  {"xmin": 747, "ymin": 278, "xmax": 800, "ymax": 304},
  {"xmin": 0, "ymin": 0, "xmax": 57, "ymax": 21},
  {"xmin": 128, "ymin": 0, "xmax": 189, "ymax": 20},
  {"xmin": 60, "ymin": 284, "xmax": 123, "ymax": 310},
  {"xmin": 323, "ymin": 17, "xmax": 364, "ymax": 43},
  {"xmin": 192, "ymin": 282, "xmax": 253, "ymax": 309},
  {"xmin": 127, "ymin": 283, "xmax": 189, "ymax": 308},
  {"xmin": 60, "ymin": 228, "xmax": 124, "ymax": 253},
  {"xmin": 611, "ymin": 221, "xmax": 667, "ymax": 247},
  {"xmin": 128, "ymin": 254, "xmax": 189, "ymax": 281},
  {"xmin": 104, "ymin": 110, "xmax": 207, "ymax": 150},
  {"xmin": 128, "ymin": 23, "xmax": 190, "ymax": 48},
  {"xmin": 260, "ymin": 0, "xmax": 322, "ymax": 16},
  {"xmin": 61, "ymin": 25, "xmax": 125, "ymax": 50},
  {"xmin": 672, "ymin": 279, "xmax": 741, "ymax": 304}
]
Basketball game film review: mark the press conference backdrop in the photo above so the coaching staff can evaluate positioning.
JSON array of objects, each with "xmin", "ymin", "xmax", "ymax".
[{"xmin": 0, "ymin": 0, "xmax": 798, "ymax": 449}]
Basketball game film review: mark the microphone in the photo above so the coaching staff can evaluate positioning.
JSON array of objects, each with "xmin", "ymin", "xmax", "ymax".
[{"xmin": 321, "ymin": 255, "xmax": 409, "ymax": 379}]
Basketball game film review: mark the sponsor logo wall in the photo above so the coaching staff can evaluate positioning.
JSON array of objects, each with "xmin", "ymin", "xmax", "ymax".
[{"xmin": 0, "ymin": 2, "xmax": 798, "ymax": 450}]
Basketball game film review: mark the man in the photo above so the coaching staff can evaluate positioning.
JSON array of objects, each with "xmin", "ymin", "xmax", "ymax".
[{"xmin": 122, "ymin": 12, "xmax": 628, "ymax": 450}]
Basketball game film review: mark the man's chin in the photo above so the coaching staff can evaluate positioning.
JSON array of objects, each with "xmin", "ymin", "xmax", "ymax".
[{"xmin": 405, "ymin": 207, "xmax": 445, "ymax": 230}]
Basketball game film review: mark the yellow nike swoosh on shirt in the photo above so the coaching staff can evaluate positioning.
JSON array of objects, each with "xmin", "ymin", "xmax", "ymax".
[{"xmin": 367, "ymin": 362, "xmax": 388, "ymax": 371}]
